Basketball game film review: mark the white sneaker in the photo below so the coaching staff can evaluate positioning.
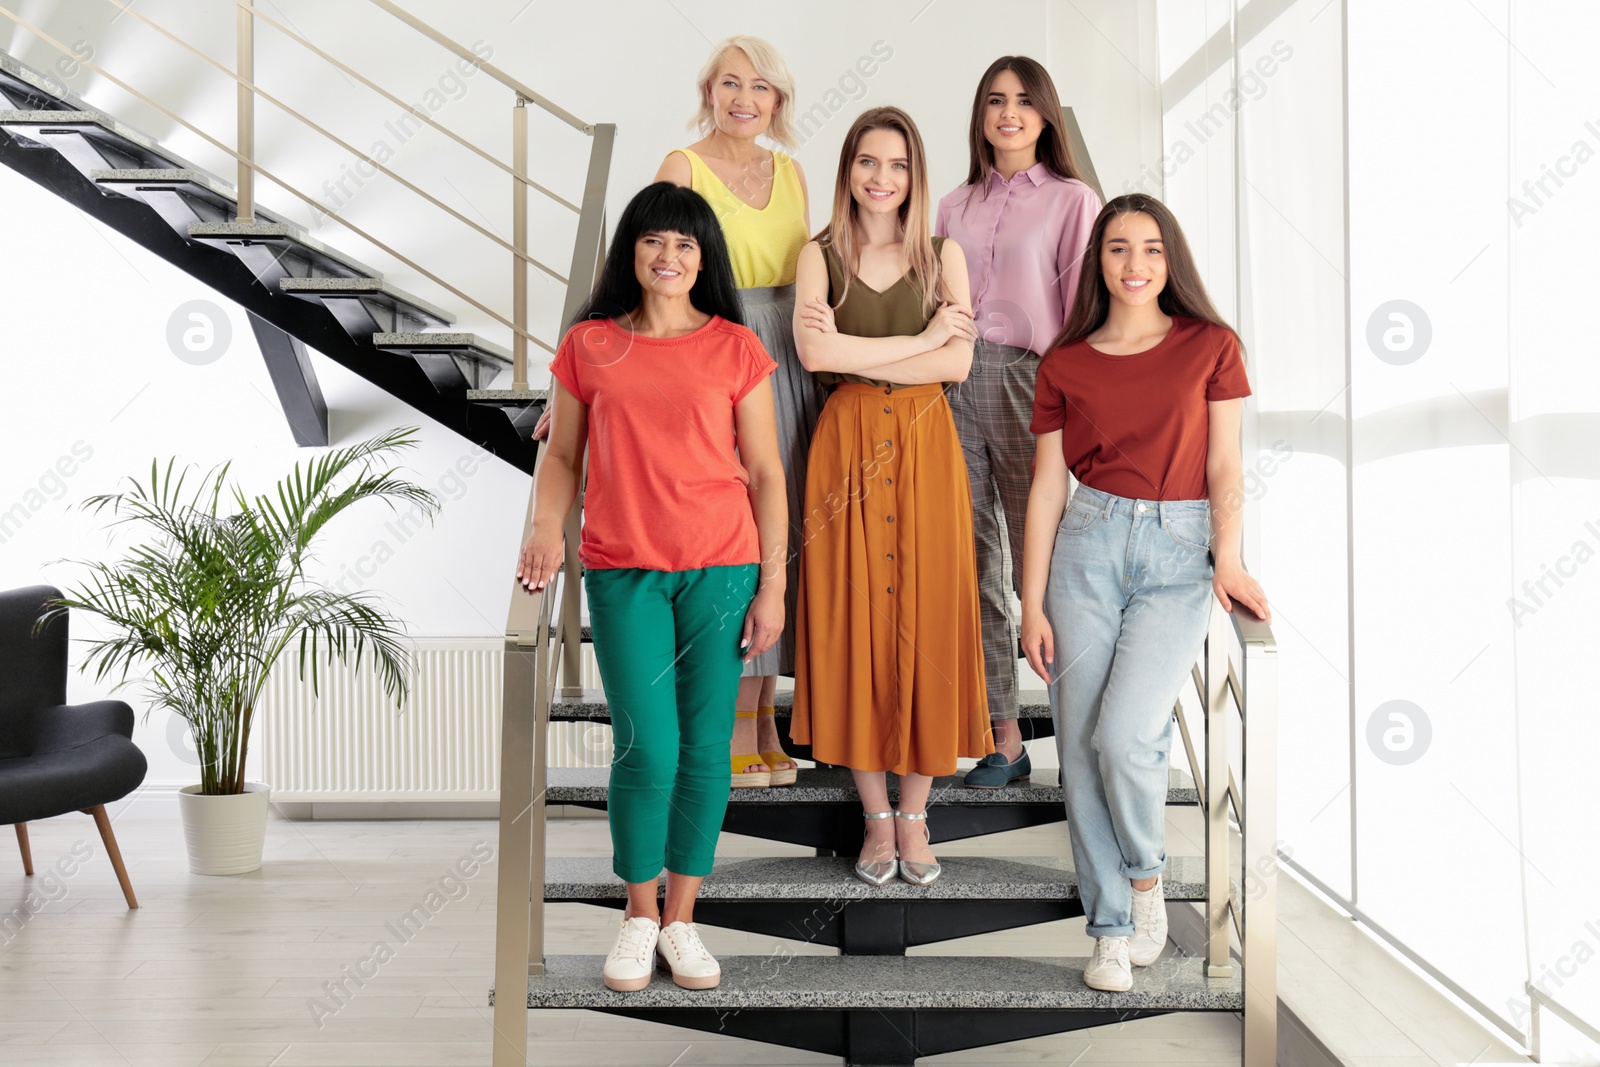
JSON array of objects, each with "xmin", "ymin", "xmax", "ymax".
[
  {"xmin": 656, "ymin": 921, "xmax": 721, "ymax": 989},
  {"xmin": 1084, "ymin": 936, "xmax": 1133, "ymax": 992},
  {"xmin": 1128, "ymin": 876, "xmax": 1168, "ymax": 966},
  {"xmin": 602, "ymin": 915, "xmax": 659, "ymax": 991}
]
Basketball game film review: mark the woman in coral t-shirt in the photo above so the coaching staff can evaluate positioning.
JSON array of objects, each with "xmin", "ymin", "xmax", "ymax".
[
  {"xmin": 516, "ymin": 182, "xmax": 786, "ymax": 994},
  {"xmin": 1019, "ymin": 193, "xmax": 1270, "ymax": 995}
]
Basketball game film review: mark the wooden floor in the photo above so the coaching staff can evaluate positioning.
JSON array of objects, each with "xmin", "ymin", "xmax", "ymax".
[{"xmin": 0, "ymin": 805, "xmax": 1243, "ymax": 1066}]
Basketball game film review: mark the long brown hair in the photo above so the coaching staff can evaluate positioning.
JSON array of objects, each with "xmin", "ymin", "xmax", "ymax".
[
  {"xmin": 1049, "ymin": 194, "xmax": 1241, "ymax": 353},
  {"xmin": 963, "ymin": 56, "xmax": 1082, "ymax": 193},
  {"xmin": 816, "ymin": 106, "xmax": 945, "ymax": 315}
]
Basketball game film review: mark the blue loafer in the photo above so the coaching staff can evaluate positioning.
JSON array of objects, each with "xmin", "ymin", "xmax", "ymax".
[{"xmin": 962, "ymin": 749, "xmax": 1031, "ymax": 789}]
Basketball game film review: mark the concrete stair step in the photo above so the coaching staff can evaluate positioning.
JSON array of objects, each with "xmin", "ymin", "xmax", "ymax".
[
  {"xmin": 189, "ymin": 220, "xmax": 376, "ymax": 287},
  {"xmin": 466, "ymin": 387, "xmax": 548, "ymax": 440},
  {"xmin": 545, "ymin": 765, "xmax": 1199, "ymax": 807},
  {"xmin": 89, "ymin": 168, "xmax": 285, "ymax": 234},
  {"xmin": 0, "ymin": 109, "xmax": 181, "ymax": 175},
  {"xmin": 546, "ymin": 853, "xmax": 1208, "ymax": 902},
  {"xmin": 467, "ymin": 386, "xmax": 548, "ymax": 405},
  {"xmin": 279, "ymin": 275, "xmax": 453, "ymax": 334},
  {"xmin": 494, "ymin": 953, "xmax": 1241, "ymax": 1012},
  {"xmin": 376, "ymin": 332, "xmax": 512, "ymax": 391}
]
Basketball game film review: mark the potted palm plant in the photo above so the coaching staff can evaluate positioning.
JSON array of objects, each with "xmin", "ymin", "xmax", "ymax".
[{"xmin": 40, "ymin": 428, "xmax": 439, "ymax": 875}]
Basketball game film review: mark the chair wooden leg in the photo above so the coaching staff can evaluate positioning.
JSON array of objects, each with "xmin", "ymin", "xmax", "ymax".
[
  {"xmin": 82, "ymin": 805, "xmax": 138, "ymax": 909},
  {"xmin": 14, "ymin": 823, "xmax": 32, "ymax": 875}
]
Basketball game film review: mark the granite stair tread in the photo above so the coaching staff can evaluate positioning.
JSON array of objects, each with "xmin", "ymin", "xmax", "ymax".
[
  {"xmin": 546, "ymin": 687, "xmax": 1051, "ymax": 722},
  {"xmin": 493, "ymin": 953, "xmax": 1242, "ymax": 1010},
  {"xmin": 279, "ymin": 275, "xmax": 454, "ymax": 316},
  {"xmin": 468, "ymin": 387, "xmax": 550, "ymax": 403},
  {"xmin": 90, "ymin": 168, "xmax": 286, "ymax": 224},
  {"xmin": 545, "ymin": 853, "xmax": 1207, "ymax": 901},
  {"xmin": 0, "ymin": 108, "xmax": 184, "ymax": 170},
  {"xmin": 279, "ymin": 275, "xmax": 454, "ymax": 329},
  {"xmin": 374, "ymin": 332, "xmax": 515, "ymax": 366},
  {"xmin": 189, "ymin": 220, "xmax": 377, "ymax": 280},
  {"xmin": 546, "ymin": 765, "xmax": 1199, "ymax": 806}
]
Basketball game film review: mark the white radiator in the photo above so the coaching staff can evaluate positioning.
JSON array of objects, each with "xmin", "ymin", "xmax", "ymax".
[{"xmin": 257, "ymin": 636, "xmax": 608, "ymax": 801}]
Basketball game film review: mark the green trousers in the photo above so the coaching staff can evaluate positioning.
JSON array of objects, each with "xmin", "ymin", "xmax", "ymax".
[{"xmin": 586, "ymin": 564, "xmax": 758, "ymax": 882}]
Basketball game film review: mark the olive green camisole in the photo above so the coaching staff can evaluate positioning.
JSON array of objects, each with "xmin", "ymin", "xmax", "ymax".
[{"xmin": 817, "ymin": 237, "xmax": 947, "ymax": 391}]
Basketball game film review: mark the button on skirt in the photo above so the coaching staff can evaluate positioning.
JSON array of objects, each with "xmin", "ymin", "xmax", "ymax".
[{"xmin": 791, "ymin": 382, "xmax": 992, "ymax": 776}]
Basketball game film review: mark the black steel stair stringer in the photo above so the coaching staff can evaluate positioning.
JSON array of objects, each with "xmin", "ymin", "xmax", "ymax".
[
  {"xmin": 0, "ymin": 128, "xmax": 537, "ymax": 473},
  {"xmin": 595, "ymin": 1006, "xmax": 1173, "ymax": 1067}
]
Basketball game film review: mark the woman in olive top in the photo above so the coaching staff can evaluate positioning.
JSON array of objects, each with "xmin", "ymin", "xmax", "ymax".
[
  {"xmin": 791, "ymin": 106, "xmax": 990, "ymax": 888},
  {"xmin": 935, "ymin": 56, "xmax": 1102, "ymax": 789},
  {"xmin": 517, "ymin": 182, "xmax": 786, "ymax": 992},
  {"xmin": 657, "ymin": 35, "xmax": 820, "ymax": 789}
]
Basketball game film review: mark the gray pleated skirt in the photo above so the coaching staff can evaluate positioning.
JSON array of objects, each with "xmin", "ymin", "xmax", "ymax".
[{"xmin": 739, "ymin": 284, "xmax": 827, "ymax": 678}]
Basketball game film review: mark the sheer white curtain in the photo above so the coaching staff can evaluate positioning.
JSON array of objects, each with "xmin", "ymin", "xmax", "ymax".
[{"xmin": 1159, "ymin": 0, "xmax": 1600, "ymax": 1052}]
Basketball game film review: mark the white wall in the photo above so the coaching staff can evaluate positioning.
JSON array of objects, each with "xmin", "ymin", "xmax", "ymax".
[{"xmin": 0, "ymin": 2, "xmax": 1164, "ymax": 789}]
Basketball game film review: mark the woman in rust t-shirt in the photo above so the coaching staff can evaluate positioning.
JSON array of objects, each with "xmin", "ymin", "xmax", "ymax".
[{"xmin": 1017, "ymin": 193, "xmax": 1271, "ymax": 994}]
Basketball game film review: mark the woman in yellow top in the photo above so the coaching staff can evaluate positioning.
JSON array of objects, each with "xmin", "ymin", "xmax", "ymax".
[{"xmin": 656, "ymin": 36, "xmax": 821, "ymax": 790}]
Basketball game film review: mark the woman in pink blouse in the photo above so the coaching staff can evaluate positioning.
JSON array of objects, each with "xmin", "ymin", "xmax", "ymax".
[{"xmin": 935, "ymin": 56, "xmax": 1102, "ymax": 789}]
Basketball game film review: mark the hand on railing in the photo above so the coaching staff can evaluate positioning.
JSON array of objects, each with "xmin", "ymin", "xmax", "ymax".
[
  {"xmin": 516, "ymin": 526, "xmax": 565, "ymax": 592},
  {"xmin": 1213, "ymin": 561, "xmax": 1270, "ymax": 623}
]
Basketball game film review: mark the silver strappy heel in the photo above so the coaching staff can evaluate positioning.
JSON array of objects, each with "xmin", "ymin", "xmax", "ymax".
[
  {"xmin": 854, "ymin": 810, "xmax": 897, "ymax": 886},
  {"xmin": 894, "ymin": 809, "xmax": 942, "ymax": 886}
]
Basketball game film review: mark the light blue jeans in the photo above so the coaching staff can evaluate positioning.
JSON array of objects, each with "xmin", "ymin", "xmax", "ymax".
[{"xmin": 1045, "ymin": 483, "xmax": 1214, "ymax": 938}]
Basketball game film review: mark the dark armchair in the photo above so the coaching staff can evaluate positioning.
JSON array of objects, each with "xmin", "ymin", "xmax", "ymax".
[{"xmin": 1, "ymin": 585, "xmax": 147, "ymax": 908}]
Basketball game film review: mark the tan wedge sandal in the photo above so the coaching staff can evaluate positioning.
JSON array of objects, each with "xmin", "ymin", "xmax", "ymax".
[
  {"xmin": 756, "ymin": 705, "xmax": 798, "ymax": 787},
  {"xmin": 730, "ymin": 709, "xmax": 772, "ymax": 789}
]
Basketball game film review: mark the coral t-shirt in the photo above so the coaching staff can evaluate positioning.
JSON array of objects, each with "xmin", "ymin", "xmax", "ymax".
[
  {"xmin": 547, "ymin": 315, "xmax": 777, "ymax": 572},
  {"xmin": 1030, "ymin": 316, "xmax": 1251, "ymax": 501}
]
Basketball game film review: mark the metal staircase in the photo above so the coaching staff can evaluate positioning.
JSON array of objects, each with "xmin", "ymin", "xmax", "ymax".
[
  {"xmin": 0, "ymin": 0, "xmax": 613, "ymax": 472},
  {"xmin": 1, "ymin": 4, "xmax": 1279, "ymax": 1064},
  {"xmin": 497, "ymin": 444, "xmax": 1278, "ymax": 1065}
]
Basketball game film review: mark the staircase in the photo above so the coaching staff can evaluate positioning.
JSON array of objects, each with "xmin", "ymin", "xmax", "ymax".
[
  {"xmin": 498, "ymin": 531, "xmax": 1277, "ymax": 1066},
  {"xmin": 0, "ymin": 1, "xmax": 612, "ymax": 474},
  {"xmin": 0, "ymin": 5, "xmax": 1279, "ymax": 1064}
]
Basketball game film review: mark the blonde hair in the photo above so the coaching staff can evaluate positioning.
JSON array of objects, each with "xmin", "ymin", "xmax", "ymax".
[
  {"xmin": 690, "ymin": 36, "xmax": 798, "ymax": 149},
  {"xmin": 818, "ymin": 107, "xmax": 945, "ymax": 316}
]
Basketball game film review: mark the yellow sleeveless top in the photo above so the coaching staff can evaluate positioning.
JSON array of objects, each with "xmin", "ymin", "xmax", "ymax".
[{"xmin": 677, "ymin": 148, "xmax": 808, "ymax": 289}]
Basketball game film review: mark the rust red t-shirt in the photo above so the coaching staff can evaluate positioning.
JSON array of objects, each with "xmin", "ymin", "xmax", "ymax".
[
  {"xmin": 1030, "ymin": 316, "xmax": 1251, "ymax": 501},
  {"xmin": 547, "ymin": 315, "xmax": 777, "ymax": 571}
]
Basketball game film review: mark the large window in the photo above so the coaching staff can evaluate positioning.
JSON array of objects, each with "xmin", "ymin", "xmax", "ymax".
[{"xmin": 1158, "ymin": 0, "xmax": 1600, "ymax": 1053}]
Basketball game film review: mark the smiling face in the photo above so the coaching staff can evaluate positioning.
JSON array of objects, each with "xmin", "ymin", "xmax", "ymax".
[
  {"xmin": 984, "ymin": 68, "xmax": 1044, "ymax": 156},
  {"xmin": 634, "ymin": 229, "xmax": 702, "ymax": 298},
  {"xmin": 707, "ymin": 47, "xmax": 776, "ymax": 139},
  {"xmin": 849, "ymin": 127, "xmax": 910, "ymax": 217},
  {"xmin": 1100, "ymin": 211, "xmax": 1167, "ymax": 307}
]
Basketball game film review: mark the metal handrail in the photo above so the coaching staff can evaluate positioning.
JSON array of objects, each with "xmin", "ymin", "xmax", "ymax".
[
  {"xmin": 97, "ymin": 0, "xmax": 571, "ymax": 285},
  {"xmin": 0, "ymin": 3, "xmax": 587, "ymax": 359},
  {"xmin": 236, "ymin": 2, "xmax": 579, "ymax": 210},
  {"xmin": 1174, "ymin": 606, "xmax": 1275, "ymax": 1065},
  {"xmin": 6, "ymin": 0, "xmax": 613, "ymax": 368},
  {"xmin": 492, "ymin": 460, "xmax": 560, "ymax": 1065},
  {"xmin": 489, "ymin": 96, "xmax": 609, "ymax": 1067},
  {"xmin": 367, "ymin": 0, "xmax": 592, "ymax": 133}
]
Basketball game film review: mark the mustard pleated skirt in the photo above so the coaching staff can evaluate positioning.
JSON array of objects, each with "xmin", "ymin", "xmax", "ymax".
[{"xmin": 791, "ymin": 381, "xmax": 992, "ymax": 776}]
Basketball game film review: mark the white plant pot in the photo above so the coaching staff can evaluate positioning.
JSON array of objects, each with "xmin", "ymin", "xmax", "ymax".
[{"xmin": 177, "ymin": 783, "xmax": 271, "ymax": 875}]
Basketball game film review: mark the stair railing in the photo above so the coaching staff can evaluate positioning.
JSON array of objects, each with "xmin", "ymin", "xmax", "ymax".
[
  {"xmin": 491, "ymin": 123, "xmax": 603, "ymax": 1059},
  {"xmin": 492, "ymin": 457, "xmax": 580, "ymax": 1067},
  {"xmin": 0, "ymin": 0, "xmax": 614, "ymax": 388},
  {"xmin": 1173, "ymin": 605, "xmax": 1278, "ymax": 1065}
]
